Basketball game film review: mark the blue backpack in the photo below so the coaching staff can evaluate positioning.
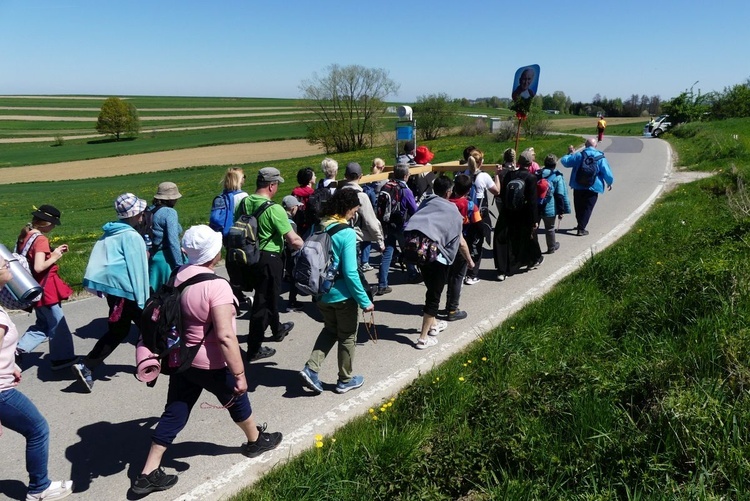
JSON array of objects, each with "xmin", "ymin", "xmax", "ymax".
[
  {"xmin": 209, "ymin": 190, "xmax": 241, "ymax": 236},
  {"xmin": 575, "ymin": 151, "xmax": 604, "ymax": 188}
]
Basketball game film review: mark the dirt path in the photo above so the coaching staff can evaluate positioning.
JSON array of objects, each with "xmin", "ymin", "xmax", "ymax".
[{"xmin": 0, "ymin": 139, "xmax": 325, "ymax": 185}]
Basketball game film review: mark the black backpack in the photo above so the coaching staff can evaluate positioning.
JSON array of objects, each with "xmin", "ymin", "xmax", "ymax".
[
  {"xmin": 140, "ymin": 272, "xmax": 223, "ymax": 376},
  {"xmin": 138, "ymin": 205, "xmax": 162, "ymax": 252},
  {"xmin": 504, "ymin": 177, "xmax": 527, "ymax": 211},
  {"xmin": 304, "ymin": 185, "xmax": 333, "ymax": 229},
  {"xmin": 575, "ymin": 151, "xmax": 604, "ymax": 188},
  {"xmin": 225, "ymin": 200, "xmax": 274, "ymax": 290}
]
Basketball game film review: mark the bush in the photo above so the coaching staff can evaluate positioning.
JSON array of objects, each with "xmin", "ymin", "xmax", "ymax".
[{"xmin": 459, "ymin": 118, "xmax": 488, "ymax": 137}]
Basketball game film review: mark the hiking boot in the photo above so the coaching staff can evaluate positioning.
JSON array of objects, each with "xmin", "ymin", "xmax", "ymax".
[
  {"xmin": 50, "ymin": 357, "xmax": 78, "ymax": 371},
  {"xmin": 547, "ymin": 242, "xmax": 561, "ymax": 254},
  {"xmin": 299, "ymin": 365, "xmax": 323, "ymax": 394},
  {"xmin": 26, "ymin": 479, "xmax": 74, "ymax": 501},
  {"xmin": 248, "ymin": 346, "xmax": 276, "ymax": 362},
  {"xmin": 242, "ymin": 423, "xmax": 283, "ymax": 458},
  {"xmin": 271, "ymin": 321, "xmax": 294, "ymax": 342},
  {"xmin": 286, "ymin": 301, "xmax": 304, "ymax": 313},
  {"xmin": 447, "ymin": 309, "xmax": 468, "ymax": 321},
  {"xmin": 375, "ymin": 286, "xmax": 392, "ymax": 296},
  {"xmin": 577, "ymin": 229, "xmax": 589, "ymax": 236},
  {"xmin": 416, "ymin": 337, "xmax": 438, "ymax": 350},
  {"xmin": 131, "ymin": 467, "xmax": 178, "ymax": 495},
  {"xmin": 72, "ymin": 363, "xmax": 93, "ymax": 393},
  {"xmin": 359, "ymin": 263, "xmax": 374, "ymax": 272},
  {"xmin": 428, "ymin": 320, "xmax": 448, "ymax": 337},
  {"xmin": 464, "ymin": 276, "xmax": 480, "ymax": 285},
  {"xmin": 335, "ymin": 375, "xmax": 364, "ymax": 394},
  {"xmin": 436, "ymin": 309, "xmax": 448, "ymax": 318}
]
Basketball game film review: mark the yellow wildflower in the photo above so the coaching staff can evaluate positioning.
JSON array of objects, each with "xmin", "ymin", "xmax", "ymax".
[
  {"xmin": 314, "ymin": 434, "xmax": 323, "ymax": 441},
  {"xmin": 459, "ymin": 376, "xmax": 465, "ymax": 382},
  {"xmin": 315, "ymin": 441, "xmax": 324, "ymax": 448}
]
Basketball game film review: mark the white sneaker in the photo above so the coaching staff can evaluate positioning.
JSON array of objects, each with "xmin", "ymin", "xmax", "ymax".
[
  {"xmin": 26, "ymin": 480, "xmax": 73, "ymax": 501},
  {"xmin": 428, "ymin": 320, "xmax": 448, "ymax": 336},
  {"xmin": 464, "ymin": 276, "xmax": 480, "ymax": 285},
  {"xmin": 416, "ymin": 336, "xmax": 438, "ymax": 349}
]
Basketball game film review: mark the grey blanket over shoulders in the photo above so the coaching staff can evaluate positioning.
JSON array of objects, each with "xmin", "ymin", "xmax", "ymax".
[{"xmin": 404, "ymin": 194, "xmax": 463, "ymax": 265}]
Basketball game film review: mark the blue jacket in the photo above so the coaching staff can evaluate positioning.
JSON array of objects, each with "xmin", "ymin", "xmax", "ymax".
[
  {"xmin": 83, "ymin": 221, "xmax": 150, "ymax": 308},
  {"xmin": 150, "ymin": 205, "xmax": 185, "ymax": 268},
  {"xmin": 539, "ymin": 168, "xmax": 572, "ymax": 219},
  {"xmin": 560, "ymin": 147, "xmax": 614, "ymax": 193},
  {"xmin": 320, "ymin": 218, "xmax": 372, "ymax": 309}
]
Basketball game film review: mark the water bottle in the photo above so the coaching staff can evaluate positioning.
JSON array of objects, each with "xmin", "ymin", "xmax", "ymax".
[
  {"xmin": 142, "ymin": 233, "xmax": 153, "ymax": 252},
  {"xmin": 321, "ymin": 262, "xmax": 338, "ymax": 294}
]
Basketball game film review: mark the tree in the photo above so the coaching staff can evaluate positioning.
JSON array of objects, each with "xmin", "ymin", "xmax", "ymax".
[
  {"xmin": 412, "ymin": 93, "xmax": 459, "ymax": 141},
  {"xmin": 96, "ymin": 97, "xmax": 140, "ymax": 140},
  {"xmin": 300, "ymin": 64, "xmax": 399, "ymax": 153}
]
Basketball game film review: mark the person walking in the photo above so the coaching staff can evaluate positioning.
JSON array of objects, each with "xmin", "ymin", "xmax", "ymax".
[
  {"xmin": 72, "ymin": 193, "xmax": 150, "ymax": 392},
  {"xmin": 597, "ymin": 116, "xmax": 607, "ymax": 142},
  {"xmin": 147, "ymin": 182, "xmax": 186, "ymax": 293},
  {"xmin": 14, "ymin": 205, "xmax": 77, "ymax": 371},
  {"xmin": 339, "ymin": 162, "xmax": 385, "ymax": 270},
  {"xmin": 462, "ymin": 149, "xmax": 500, "ymax": 285},
  {"xmin": 376, "ymin": 164, "xmax": 419, "ymax": 294},
  {"xmin": 237, "ymin": 168, "xmax": 304, "ymax": 362},
  {"xmin": 1, "ymin": 255, "xmax": 74, "ymax": 501},
  {"xmin": 560, "ymin": 138, "xmax": 614, "ymax": 236},
  {"xmin": 132, "ymin": 226, "xmax": 282, "ymax": 495},
  {"xmin": 493, "ymin": 151, "xmax": 544, "ymax": 281},
  {"xmin": 537, "ymin": 154, "xmax": 571, "ymax": 253},
  {"xmin": 299, "ymin": 189, "xmax": 375, "ymax": 395},
  {"xmin": 405, "ymin": 176, "xmax": 473, "ymax": 349}
]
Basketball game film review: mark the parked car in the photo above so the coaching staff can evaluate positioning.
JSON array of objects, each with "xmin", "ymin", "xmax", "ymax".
[{"xmin": 643, "ymin": 114, "xmax": 671, "ymax": 138}]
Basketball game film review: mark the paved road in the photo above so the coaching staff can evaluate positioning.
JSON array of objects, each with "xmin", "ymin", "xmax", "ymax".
[{"xmin": 2, "ymin": 136, "xmax": 673, "ymax": 501}]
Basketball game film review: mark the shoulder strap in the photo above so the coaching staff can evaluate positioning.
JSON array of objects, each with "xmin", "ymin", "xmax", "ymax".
[
  {"xmin": 251, "ymin": 200, "xmax": 274, "ymax": 219},
  {"xmin": 326, "ymin": 223, "xmax": 349, "ymax": 237},
  {"xmin": 18, "ymin": 232, "xmax": 42, "ymax": 257},
  {"xmin": 176, "ymin": 272, "xmax": 223, "ymax": 293}
]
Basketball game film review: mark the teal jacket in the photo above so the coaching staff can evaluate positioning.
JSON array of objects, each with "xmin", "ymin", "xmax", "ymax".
[
  {"xmin": 560, "ymin": 146, "xmax": 614, "ymax": 193},
  {"xmin": 320, "ymin": 218, "xmax": 372, "ymax": 309},
  {"xmin": 83, "ymin": 221, "xmax": 150, "ymax": 308}
]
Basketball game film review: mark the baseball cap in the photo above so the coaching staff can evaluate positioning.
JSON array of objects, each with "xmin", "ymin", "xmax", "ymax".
[{"xmin": 257, "ymin": 167, "xmax": 285, "ymax": 183}]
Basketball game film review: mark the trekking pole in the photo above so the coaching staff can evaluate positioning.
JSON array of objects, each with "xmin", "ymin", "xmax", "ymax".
[{"xmin": 362, "ymin": 311, "xmax": 378, "ymax": 343}]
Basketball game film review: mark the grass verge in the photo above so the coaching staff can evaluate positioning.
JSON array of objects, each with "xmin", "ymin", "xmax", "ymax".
[{"xmin": 229, "ymin": 121, "xmax": 750, "ymax": 499}]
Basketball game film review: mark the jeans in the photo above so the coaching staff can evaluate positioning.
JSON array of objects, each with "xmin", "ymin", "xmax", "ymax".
[
  {"xmin": 360, "ymin": 241, "xmax": 372, "ymax": 266},
  {"xmin": 17, "ymin": 303, "xmax": 75, "ymax": 361},
  {"xmin": 307, "ymin": 299, "xmax": 359, "ymax": 383},
  {"xmin": 0, "ymin": 388, "xmax": 51, "ymax": 494},
  {"xmin": 378, "ymin": 230, "xmax": 418, "ymax": 288}
]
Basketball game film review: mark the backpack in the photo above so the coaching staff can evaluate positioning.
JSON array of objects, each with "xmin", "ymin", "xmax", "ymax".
[
  {"xmin": 139, "ymin": 206, "xmax": 162, "ymax": 252},
  {"xmin": 293, "ymin": 223, "xmax": 349, "ymax": 297},
  {"xmin": 575, "ymin": 151, "xmax": 604, "ymax": 188},
  {"xmin": 209, "ymin": 190, "xmax": 241, "ymax": 236},
  {"xmin": 536, "ymin": 171, "xmax": 551, "ymax": 207},
  {"xmin": 504, "ymin": 177, "xmax": 527, "ymax": 211},
  {"xmin": 140, "ymin": 271, "xmax": 223, "ymax": 376},
  {"xmin": 0, "ymin": 236, "xmax": 43, "ymax": 311},
  {"xmin": 361, "ymin": 182, "xmax": 378, "ymax": 210},
  {"xmin": 403, "ymin": 230, "xmax": 439, "ymax": 266},
  {"xmin": 376, "ymin": 180, "xmax": 406, "ymax": 227},
  {"xmin": 304, "ymin": 186, "xmax": 333, "ymax": 229},
  {"xmin": 224, "ymin": 200, "xmax": 274, "ymax": 290}
]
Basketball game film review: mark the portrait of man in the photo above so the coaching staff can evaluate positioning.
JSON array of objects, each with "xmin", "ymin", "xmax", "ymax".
[{"xmin": 511, "ymin": 65, "xmax": 540, "ymax": 101}]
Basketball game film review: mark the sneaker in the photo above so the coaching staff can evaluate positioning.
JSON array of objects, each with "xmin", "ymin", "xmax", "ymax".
[
  {"xmin": 26, "ymin": 480, "xmax": 74, "ymax": 501},
  {"xmin": 50, "ymin": 357, "xmax": 78, "ymax": 371},
  {"xmin": 464, "ymin": 276, "xmax": 480, "ymax": 285},
  {"xmin": 299, "ymin": 365, "xmax": 323, "ymax": 394},
  {"xmin": 335, "ymin": 375, "xmax": 364, "ymax": 394},
  {"xmin": 547, "ymin": 242, "xmax": 561, "ymax": 254},
  {"xmin": 131, "ymin": 467, "xmax": 178, "ymax": 495},
  {"xmin": 359, "ymin": 263, "xmax": 374, "ymax": 272},
  {"xmin": 529, "ymin": 256, "xmax": 544, "ymax": 269},
  {"xmin": 416, "ymin": 336, "xmax": 438, "ymax": 350},
  {"xmin": 428, "ymin": 320, "xmax": 448, "ymax": 336},
  {"xmin": 271, "ymin": 321, "xmax": 294, "ymax": 341},
  {"xmin": 375, "ymin": 286, "xmax": 392, "ymax": 296},
  {"xmin": 497, "ymin": 274, "xmax": 506, "ymax": 282},
  {"xmin": 577, "ymin": 229, "xmax": 590, "ymax": 236},
  {"xmin": 72, "ymin": 363, "xmax": 93, "ymax": 393},
  {"xmin": 242, "ymin": 423, "xmax": 283, "ymax": 458},
  {"xmin": 436, "ymin": 309, "xmax": 448, "ymax": 318},
  {"xmin": 248, "ymin": 346, "xmax": 276, "ymax": 362},
  {"xmin": 447, "ymin": 309, "xmax": 468, "ymax": 321}
]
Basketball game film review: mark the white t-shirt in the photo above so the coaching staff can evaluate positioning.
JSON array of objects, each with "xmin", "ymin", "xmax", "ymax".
[{"xmin": 472, "ymin": 172, "xmax": 495, "ymax": 202}]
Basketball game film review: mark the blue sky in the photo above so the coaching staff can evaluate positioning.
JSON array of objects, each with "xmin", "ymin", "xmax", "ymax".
[{"xmin": 2, "ymin": 0, "xmax": 748, "ymax": 104}]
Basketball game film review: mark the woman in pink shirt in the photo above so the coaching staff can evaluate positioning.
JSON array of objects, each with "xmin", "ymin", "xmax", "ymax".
[{"xmin": 1, "ymin": 255, "xmax": 74, "ymax": 501}]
